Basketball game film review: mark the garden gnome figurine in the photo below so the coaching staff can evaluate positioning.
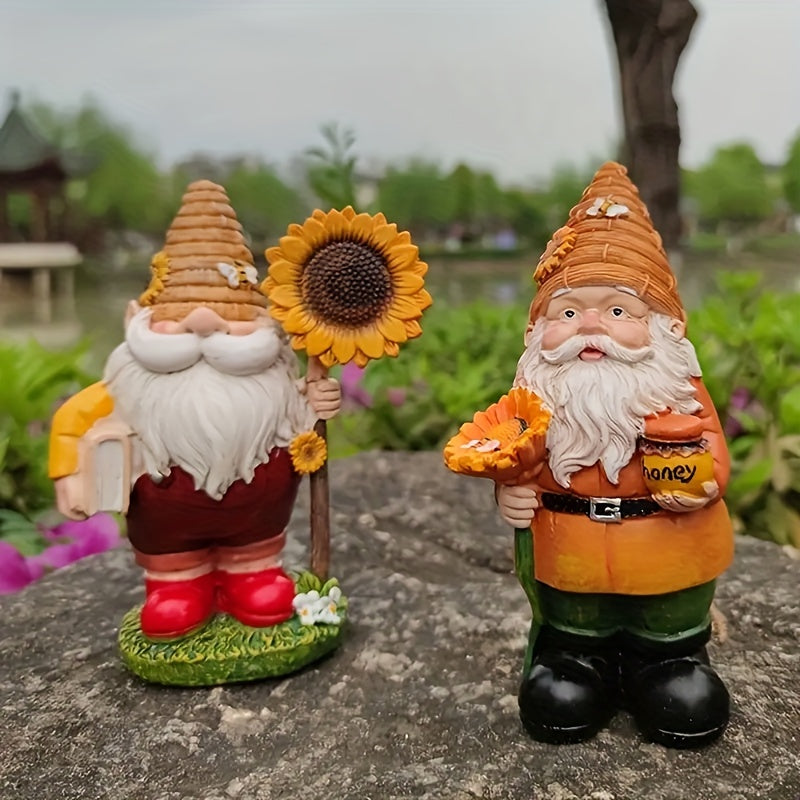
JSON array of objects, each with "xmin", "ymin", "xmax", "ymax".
[
  {"xmin": 498, "ymin": 162, "xmax": 734, "ymax": 748},
  {"xmin": 49, "ymin": 180, "xmax": 341, "ymax": 642}
]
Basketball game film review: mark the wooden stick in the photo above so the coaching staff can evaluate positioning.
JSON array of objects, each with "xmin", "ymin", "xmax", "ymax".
[{"xmin": 306, "ymin": 357, "xmax": 331, "ymax": 579}]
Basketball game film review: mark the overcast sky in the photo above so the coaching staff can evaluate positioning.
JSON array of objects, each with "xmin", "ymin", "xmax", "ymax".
[{"xmin": 2, "ymin": 0, "xmax": 799, "ymax": 185}]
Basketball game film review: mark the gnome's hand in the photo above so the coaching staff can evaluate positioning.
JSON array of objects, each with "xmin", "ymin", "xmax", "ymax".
[
  {"xmin": 496, "ymin": 484, "xmax": 539, "ymax": 528},
  {"xmin": 306, "ymin": 377, "xmax": 341, "ymax": 421},
  {"xmin": 54, "ymin": 474, "xmax": 89, "ymax": 521},
  {"xmin": 652, "ymin": 480, "xmax": 719, "ymax": 513}
]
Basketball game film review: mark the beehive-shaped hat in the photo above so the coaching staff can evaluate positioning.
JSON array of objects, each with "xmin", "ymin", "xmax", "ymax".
[
  {"xmin": 528, "ymin": 162, "xmax": 685, "ymax": 322},
  {"xmin": 139, "ymin": 180, "xmax": 268, "ymax": 322}
]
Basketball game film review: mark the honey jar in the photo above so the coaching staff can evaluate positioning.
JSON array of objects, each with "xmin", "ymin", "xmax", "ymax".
[{"xmin": 639, "ymin": 414, "xmax": 714, "ymax": 497}]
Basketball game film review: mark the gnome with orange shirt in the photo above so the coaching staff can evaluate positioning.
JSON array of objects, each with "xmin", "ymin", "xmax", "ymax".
[
  {"xmin": 49, "ymin": 181, "xmax": 341, "ymax": 642},
  {"xmin": 497, "ymin": 163, "xmax": 734, "ymax": 748}
]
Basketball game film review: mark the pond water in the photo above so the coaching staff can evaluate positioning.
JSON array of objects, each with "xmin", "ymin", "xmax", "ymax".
[{"xmin": 0, "ymin": 249, "xmax": 797, "ymax": 373}]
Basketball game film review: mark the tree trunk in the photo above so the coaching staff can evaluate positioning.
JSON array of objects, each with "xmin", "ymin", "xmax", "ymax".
[{"xmin": 603, "ymin": 0, "xmax": 697, "ymax": 253}]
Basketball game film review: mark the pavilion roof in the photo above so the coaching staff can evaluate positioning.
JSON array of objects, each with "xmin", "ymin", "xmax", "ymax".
[{"xmin": 0, "ymin": 94, "xmax": 65, "ymax": 175}]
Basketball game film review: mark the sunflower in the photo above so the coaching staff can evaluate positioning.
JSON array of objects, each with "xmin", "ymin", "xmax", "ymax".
[
  {"xmin": 289, "ymin": 430, "xmax": 328, "ymax": 474},
  {"xmin": 443, "ymin": 388, "xmax": 551, "ymax": 484},
  {"xmin": 262, "ymin": 206, "xmax": 432, "ymax": 368}
]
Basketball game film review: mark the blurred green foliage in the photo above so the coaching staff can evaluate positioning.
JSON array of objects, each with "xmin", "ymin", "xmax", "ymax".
[
  {"xmin": 0, "ymin": 340, "xmax": 94, "ymax": 518},
  {"xmin": 689, "ymin": 273, "xmax": 800, "ymax": 546}
]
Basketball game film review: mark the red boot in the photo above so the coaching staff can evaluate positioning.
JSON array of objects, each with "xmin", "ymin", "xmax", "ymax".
[
  {"xmin": 216, "ymin": 567, "xmax": 295, "ymax": 627},
  {"xmin": 140, "ymin": 572, "xmax": 216, "ymax": 640}
]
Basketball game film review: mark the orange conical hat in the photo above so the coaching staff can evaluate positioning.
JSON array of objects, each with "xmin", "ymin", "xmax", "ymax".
[
  {"xmin": 528, "ymin": 162, "xmax": 685, "ymax": 323},
  {"xmin": 139, "ymin": 180, "xmax": 268, "ymax": 322}
]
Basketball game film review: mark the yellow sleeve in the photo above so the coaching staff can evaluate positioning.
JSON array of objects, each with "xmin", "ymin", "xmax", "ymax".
[{"xmin": 48, "ymin": 382, "xmax": 115, "ymax": 479}]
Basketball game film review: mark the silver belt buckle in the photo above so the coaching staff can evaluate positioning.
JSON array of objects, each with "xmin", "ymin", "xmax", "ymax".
[{"xmin": 589, "ymin": 497, "xmax": 622, "ymax": 523}]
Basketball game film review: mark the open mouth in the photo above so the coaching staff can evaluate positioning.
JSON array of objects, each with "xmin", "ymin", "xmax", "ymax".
[{"xmin": 579, "ymin": 346, "xmax": 606, "ymax": 361}]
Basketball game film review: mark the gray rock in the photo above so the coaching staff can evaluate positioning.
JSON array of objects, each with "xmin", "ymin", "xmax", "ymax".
[{"xmin": 1, "ymin": 452, "xmax": 798, "ymax": 800}]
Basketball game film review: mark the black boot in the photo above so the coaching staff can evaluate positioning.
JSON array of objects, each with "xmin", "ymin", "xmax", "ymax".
[
  {"xmin": 621, "ymin": 627, "xmax": 729, "ymax": 749},
  {"xmin": 518, "ymin": 625, "xmax": 620, "ymax": 744}
]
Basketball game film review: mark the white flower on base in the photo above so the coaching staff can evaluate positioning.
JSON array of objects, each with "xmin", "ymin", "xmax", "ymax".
[{"xmin": 293, "ymin": 586, "xmax": 343, "ymax": 626}]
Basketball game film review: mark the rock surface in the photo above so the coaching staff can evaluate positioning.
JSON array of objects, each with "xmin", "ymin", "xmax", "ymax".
[{"xmin": 1, "ymin": 452, "xmax": 798, "ymax": 800}]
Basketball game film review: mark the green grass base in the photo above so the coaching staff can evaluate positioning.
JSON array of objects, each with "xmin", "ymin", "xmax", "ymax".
[{"xmin": 118, "ymin": 581, "xmax": 347, "ymax": 687}]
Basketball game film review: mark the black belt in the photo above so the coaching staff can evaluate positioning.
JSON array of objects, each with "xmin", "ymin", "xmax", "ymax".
[{"xmin": 541, "ymin": 493, "xmax": 661, "ymax": 523}]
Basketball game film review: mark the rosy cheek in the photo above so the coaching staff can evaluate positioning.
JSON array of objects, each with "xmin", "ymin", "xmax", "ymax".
[
  {"xmin": 227, "ymin": 321, "xmax": 259, "ymax": 336},
  {"xmin": 541, "ymin": 322, "xmax": 573, "ymax": 351},
  {"xmin": 609, "ymin": 321, "xmax": 650, "ymax": 348},
  {"xmin": 150, "ymin": 320, "xmax": 180, "ymax": 334}
]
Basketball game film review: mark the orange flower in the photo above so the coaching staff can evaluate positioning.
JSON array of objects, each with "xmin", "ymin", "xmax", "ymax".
[
  {"xmin": 532, "ymin": 226, "xmax": 577, "ymax": 285},
  {"xmin": 443, "ymin": 388, "xmax": 550, "ymax": 484},
  {"xmin": 289, "ymin": 430, "xmax": 328, "ymax": 474}
]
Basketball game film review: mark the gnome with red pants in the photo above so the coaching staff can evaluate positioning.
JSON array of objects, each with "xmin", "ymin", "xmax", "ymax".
[{"xmin": 49, "ymin": 181, "xmax": 341, "ymax": 640}]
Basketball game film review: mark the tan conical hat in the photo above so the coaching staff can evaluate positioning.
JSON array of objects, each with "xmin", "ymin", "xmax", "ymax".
[
  {"xmin": 528, "ymin": 162, "xmax": 685, "ymax": 323},
  {"xmin": 139, "ymin": 179, "xmax": 268, "ymax": 322}
]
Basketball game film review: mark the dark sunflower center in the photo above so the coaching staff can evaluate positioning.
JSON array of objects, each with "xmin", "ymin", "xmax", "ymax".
[{"xmin": 302, "ymin": 240, "xmax": 392, "ymax": 327}]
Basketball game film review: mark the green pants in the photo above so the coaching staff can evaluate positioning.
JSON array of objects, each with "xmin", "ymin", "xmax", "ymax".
[{"xmin": 536, "ymin": 580, "xmax": 716, "ymax": 643}]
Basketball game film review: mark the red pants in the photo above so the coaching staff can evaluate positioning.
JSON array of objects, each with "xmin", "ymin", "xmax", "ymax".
[{"xmin": 127, "ymin": 448, "xmax": 301, "ymax": 556}]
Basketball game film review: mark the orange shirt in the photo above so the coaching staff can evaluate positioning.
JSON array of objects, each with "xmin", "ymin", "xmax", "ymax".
[{"xmin": 530, "ymin": 379, "xmax": 734, "ymax": 595}]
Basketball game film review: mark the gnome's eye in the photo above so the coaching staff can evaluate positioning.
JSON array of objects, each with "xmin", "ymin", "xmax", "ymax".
[
  {"xmin": 562, "ymin": 309, "xmax": 576, "ymax": 319},
  {"xmin": 611, "ymin": 307, "xmax": 625, "ymax": 317}
]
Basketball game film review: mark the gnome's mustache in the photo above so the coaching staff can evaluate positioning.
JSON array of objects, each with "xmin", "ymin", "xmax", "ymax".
[
  {"xmin": 125, "ymin": 308, "xmax": 283, "ymax": 376},
  {"xmin": 541, "ymin": 334, "xmax": 652, "ymax": 365}
]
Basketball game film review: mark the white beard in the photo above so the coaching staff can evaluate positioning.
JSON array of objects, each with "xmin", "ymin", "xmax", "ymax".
[
  {"xmin": 104, "ymin": 317, "xmax": 315, "ymax": 500},
  {"xmin": 514, "ymin": 314, "xmax": 702, "ymax": 488}
]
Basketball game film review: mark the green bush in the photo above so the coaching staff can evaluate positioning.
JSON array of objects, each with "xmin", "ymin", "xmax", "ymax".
[
  {"xmin": 0, "ymin": 339, "xmax": 95, "ymax": 519},
  {"xmin": 689, "ymin": 273, "xmax": 800, "ymax": 545}
]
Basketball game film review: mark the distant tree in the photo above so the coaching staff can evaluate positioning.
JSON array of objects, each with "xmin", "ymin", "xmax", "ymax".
[
  {"xmin": 503, "ymin": 188, "xmax": 548, "ymax": 247},
  {"xmin": 224, "ymin": 162, "xmax": 307, "ymax": 246},
  {"xmin": 377, "ymin": 160, "xmax": 455, "ymax": 237},
  {"xmin": 29, "ymin": 100, "xmax": 172, "ymax": 236},
  {"xmin": 685, "ymin": 144, "xmax": 774, "ymax": 228},
  {"xmin": 305, "ymin": 122, "xmax": 358, "ymax": 209},
  {"xmin": 603, "ymin": 0, "xmax": 698, "ymax": 250},
  {"xmin": 783, "ymin": 131, "xmax": 800, "ymax": 214},
  {"xmin": 544, "ymin": 164, "xmax": 593, "ymax": 228}
]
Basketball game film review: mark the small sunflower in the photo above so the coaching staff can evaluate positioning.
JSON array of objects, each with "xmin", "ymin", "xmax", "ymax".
[
  {"xmin": 532, "ymin": 226, "xmax": 577, "ymax": 285},
  {"xmin": 262, "ymin": 206, "xmax": 432, "ymax": 368},
  {"xmin": 139, "ymin": 251, "xmax": 171, "ymax": 306},
  {"xmin": 443, "ymin": 388, "xmax": 551, "ymax": 484},
  {"xmin": 289, "ymin": 430, "xmax": 328, "ymax": 474}
]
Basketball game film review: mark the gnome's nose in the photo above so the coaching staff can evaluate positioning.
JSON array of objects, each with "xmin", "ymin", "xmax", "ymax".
[
  {"xmin": 578, "ymin": 309, "xmax": 605, "ymax": 335},
  {"xmin": 179, "ymin": 306, "xmax": 230, "ymax": 336}
]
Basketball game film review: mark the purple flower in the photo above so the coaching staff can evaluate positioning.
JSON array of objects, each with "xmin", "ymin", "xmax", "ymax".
[
  {"xmin": 340, "ymin": 362, "xmax": 372, "ymax": 409},
  {"xmin": 33, "ymin": 513, "xmax": 121, "ymax": 571},
  {"xmin": 386, "ymin": 388, "xmax": 407, "ymax": 407},
  {"xmin": 0, "ymin": 542, "xmax": 43, "ymax": 595},
  {"xmin": 0, "ymin": 514, "xmax": 121, "ymax": 594}
]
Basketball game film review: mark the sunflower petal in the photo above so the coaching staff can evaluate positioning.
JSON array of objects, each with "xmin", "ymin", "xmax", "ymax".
[
  {"xmin": 394, "ymin": 231, "xmax": 412, "ymax": 246},
  {"xmin": 325, "ymin": 208, "xmax": 349, "ymax": 237},
  {"xmin": 356, "ymin": 326, "xmax": 386, "ymax": 359},
  {"xmin": 404, "ymin": 319, "xmax": 423, "ymax": 338},
  {"xmin": 370, "ymin": 223, "xmax": 399, "ymax": 249},
  {"xmin": 265, "ymin": 246, "xmax": 284, "ymax": 264},
  {"xmin": 305, "ymin": 325, "xmax": 335, "ymax": 357},
  {"xmin": 279, "ymin": 235, "xmax": 312, "ymax": 264},
  {"xmin": 353, "ymin": 350, "xmax": 370, "ymax": 368},
  {"xmin": 268, "ymin": 259, "xmax": 300, "ymax": 284},
  {"xmin": 391, "ymin": 295, "xmax": 425, "ymax": 320},
  {"xmin": 388, "ymin": 244, "xmax": 420, "ymax": 272},
  {"xmin": 377, "ymin": 314, "xmax": 409, "ymax": 343},
  {"xmin": 319, "ymin": 350, "xmax": 338, "ymax": 369},
  {"xmin": 331, "ymin": 332, "xmax": 357, "ymax": 364},
  {"xmin": 350, "ymin": 213, "xmax": 378, "ymax": 242},
  {"xmin": 269, "ymin": 305, "xmax": 289, "ymax": 322},
  {"xmin": 312, "ymin": 209, "xmax": 327, "ymax": 222},
  {"xmin": 414, "ymin": 289, "xmax": 433, "ymax": 310},
  {"xmin": 374, "ymin": 212, "xmax": 387, "ymax": 225},
  {"xmin": 288, "ymin": 223, "xmax": 304, "ymax": 237},
  {"xmin": 341, "ymin": 206, "xmax": 356, "ymax": 221},
  {"xmin": 392, "ymin": 271, "xmax": 425, "ymax": 294},
  {"xmin": 384, "ymin": 341, "xmax": 400, "ymax": 357},
  {"xmin": 301, "ymin": 217, "xmax": 328, "ymax": 248},
  {"xmin": 284, "ymin": 305, "xmax": 315, "ymax": 334},
  {"xmin": 268, "ymin": 283, "xmax": 301, "ymax": 308}
]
